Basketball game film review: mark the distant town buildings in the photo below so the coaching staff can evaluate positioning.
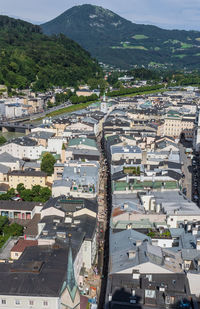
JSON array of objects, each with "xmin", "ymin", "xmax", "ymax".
[{"xmin": 0, "ymin": 87, "xmax": 199, "ymax": 308}]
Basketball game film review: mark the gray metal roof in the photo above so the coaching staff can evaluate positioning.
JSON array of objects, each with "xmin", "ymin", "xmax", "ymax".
[
  {"xmin": 0, "ymin": 152, "xmax": 20, "ymax": 163},
  {"xmin": 0, "ymin": 243, "xmax": 79, "ymax": 297},
  {"xmin": 111, "ymin": 145, "xmax": 142, "ymax": 155},
  {"xmin": 0, "ymin": 163, "xmax": 10, "ymax": 174}
]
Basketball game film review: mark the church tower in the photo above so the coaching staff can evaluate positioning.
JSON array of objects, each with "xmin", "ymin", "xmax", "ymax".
[
  {"xmin": 60, "ymin": 235, "xmax": 80, "ymax": 309},
  {"xmin": 101, "ymin": 93, "xmax": 108, "ymax": 113}
]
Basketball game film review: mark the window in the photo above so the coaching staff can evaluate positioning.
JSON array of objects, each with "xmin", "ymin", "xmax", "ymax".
[
  {"xmin": 15, "ymin": 300, "xmax": 20, "ymax": 305},
  {"xmin": 145, "ymin": 289, "xmax": 156, "ymax": 298},
  {"xmin": 43, "ymin": 301, "xmax": 48, "ymax": 307},
  {"xmin": 15, "ymin": 253, "xmax": 19, "ymax": 257},
  {"xmin": 1, "ymin": 299, "xmax": 6, "ymax": 304},
  {"xmin": 29, "ymin": 300, "xmax": 34, "ymax": 306}
]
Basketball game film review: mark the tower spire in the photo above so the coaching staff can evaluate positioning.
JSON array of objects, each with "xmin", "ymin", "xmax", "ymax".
[{"xmin": 66, "ymin": 234, "xmax": 78, "ymax": 302}]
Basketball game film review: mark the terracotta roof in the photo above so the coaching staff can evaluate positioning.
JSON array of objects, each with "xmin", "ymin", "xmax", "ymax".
[
  {"xmin": 112, "ymin": 207, "xmax": 125, "ymax": 217},
  {"xmin": 11, "ymin": 239, "xmax": 38, "ymax": 253}
]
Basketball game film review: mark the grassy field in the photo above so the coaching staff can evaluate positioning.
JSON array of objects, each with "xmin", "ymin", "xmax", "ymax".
[
  {"xmin": 181, "ymin": 42, "xmax": 193, "ymax": 49},
  {"xmin": 132, "ymin": 34, "xmax": 148, "ymax": 40},
  {"xmin": 46, "ymin": 102, "xmax": 95, "ymax": 117},
  {"xmin": 32, "ymin": 101, "xmax": 95, "ymax": 122},
  {"xmin": 112, "ymin": 44, "xmax": 148, "ymax": 50},
  {"xmin": 173, "ymin": 54, "xmax": 187, "ymax": 59},
  {"xmin": 120, "ymin": 88, "xmax": 167, "ymax": 98},
  {"xmin": 164, "ymin": 39, "xmax": 181, "ymax": 44}
]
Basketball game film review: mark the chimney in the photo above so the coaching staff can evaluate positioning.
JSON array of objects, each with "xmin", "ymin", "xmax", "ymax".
[
  {"xmin": 196, "ymin": 238, "xmax": 200, "ymax": 250},
  {"xmin": 136, "ymin": 240, "xmax": 142, "ymax": 247},
  {"xmin": 126, "ymin": 175, "xmax": 129, "ymax": 183},
  {"xmin": 123, "ymin": 203, "xmax": 128, "ymax": 209},
  {"xmin": 127, "ymin": 250, "xmax": 136, "ymax": 259},
  {"xmin": 126, "ymin": 223, "xmax": 132, "ymax": 230},
  {"xmin": 192, "ymin": 227, "xmax": 198, "ymax": 235}
]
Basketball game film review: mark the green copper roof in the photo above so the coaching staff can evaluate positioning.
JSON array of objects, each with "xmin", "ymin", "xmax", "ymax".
[
  {"xmin": 113, "ymin": 180, "xmax": 178, "ymax": 192},
  {"xmin": 68, "ymin": 138, "xmax": 97, "ymax": 149}
]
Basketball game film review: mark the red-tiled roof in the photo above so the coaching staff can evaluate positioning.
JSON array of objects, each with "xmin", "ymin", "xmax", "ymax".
[
  {"xmin": 112, "ymin": 207, "xmax": 125, "ymax": 217},
  {"xmin": 11, "ymin": 239, "xmax": 38, "ymax": 253}
]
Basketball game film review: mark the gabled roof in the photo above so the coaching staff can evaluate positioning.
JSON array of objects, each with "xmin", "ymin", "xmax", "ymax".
[
  {"xmin": 42, "ymin": 196, "xmax": 98, "ymax": 214},
  {"xmin": 11, "ymin": 239, "xmax": 38, "ymax": 253},
  {"xmin": 0, "ymin": 152, "xmax": 20, "ymax": 163}
]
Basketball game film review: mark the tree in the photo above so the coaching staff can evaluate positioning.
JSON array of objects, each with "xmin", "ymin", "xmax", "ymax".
[
  {"xmin": 0, "ymin": 188, "xmax": 15, "ymax": 200},
  {"xmin": 20, "ymin": 189, "xmax": 33, "ymax": 202},
  {"xmin": 38, "ymin": 187, "xmax": 51, "ymax": 202},
  {"xmin": 31, "ymin": 185, "xmax": 41, "ymax": 197},
  {"xmin": 136, "ymin": 166, "xmax": 141, "ymax": 175},
  {"xmin": 47, "ymin": 100, "xmax": 53, "ymax": 109},
  {"xmin": 88, "ymin": 78, "xmax": 99, "ymax": 90},
  {"xmin": 3, "ymin": 222, "xmax": 23, "ymax": 237},
  {"xmin": 0, "ymin": 136, "xmax": 7, "ymax": 146},
  {"xmin": 17, "ymin": 185, "xmax": 51, "ymax": 203},
  {"xmin": 17, "ymin": 183, "xmax": 25, "ymax": 194},
  {"xmin": 98, "ymin": 78, "xmax": 108, "ymax": 95},
  {"xmin": 41, "ymin": 152, "xmax": 56, "ymax": 176}
]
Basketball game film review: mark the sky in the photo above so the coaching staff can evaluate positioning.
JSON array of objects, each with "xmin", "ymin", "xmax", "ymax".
[{"xmin": 1, "ymin": 0, "xmax": 200, "ymax": 31}]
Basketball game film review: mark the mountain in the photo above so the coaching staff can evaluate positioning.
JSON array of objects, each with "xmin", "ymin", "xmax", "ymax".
[
  {"xmin": 41, "ymin": 4, "xmax": 200, "ymax": 69},
  {"xmin": 0, "ymin": 15, "xmax": 101, "ymax": 91}
]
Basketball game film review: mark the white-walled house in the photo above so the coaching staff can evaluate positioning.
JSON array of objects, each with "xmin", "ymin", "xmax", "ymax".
[{"xmin": 0, "ymin": 137, "xmax": 45, "ymax": 160}]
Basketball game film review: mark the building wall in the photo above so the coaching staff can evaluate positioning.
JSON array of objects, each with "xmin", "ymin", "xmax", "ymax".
[
  {"xmin": 0, "ymin": 143, "xmax": 45, "ymax": 160},
  {"xmin": 0, "ymin": 172, "xmax": 8, "ymax": 183},
  {"xmin": 163, "ymin": 117, "xmax": 194, "ymax": 137},
  {"xmin": 118, "ymin": 262, "xmax": 173, "ymax": 274},
  {"xmin": 41, "ymin": 207, "xmax": 64, "ymax": 219},
  {"xmin": 61, "ymin": 288, "xmax": 80, "ymax": 309},
  {"xmin": 0, "ymin": 295, "xmax": 60, "ymax": 309},
  {"xmin": 112, "ymin": 213, "xmax": 166, "ymax": 224},
  {"xmin": 187, "ymin": 273, "xmax": 200, "ymax": 297},
  {"xmin": 91, "ymin": 232, "xmax": 97, "ymax": 265},
  {"xmin": 54, "ymin": 166, "xmax": 64, "ymax": 180},
  {"xmin": 73, "ymin": 209, "xmax": 96, "ymax": 219},
  {"xmin": 151, "ymin": 238, "xmax": 174, "ymax": 248},
  {"xmin": 167, "ymin": 214, "xmax": 200, "ymax": 228},
  {"xmin": 82, "ymin": 240, "xmax": 92, "ymax": 269},
  {"xmin": 47, "ymin": 138, "xmax": 64, "ymax": 155},
  {"xmin": 74, "ymin": 244, "xmax": 83, "ymax": 285},
  {"xmin": 76, "ymin": 90, "xmax": 93, "ymax": 97},
  {"xmin": 11, "ymin": 251, "xmax": 22, "ymax": 260},
  {"xmin": 111, "ymin": 152, "xmax": 142, "ymax": 162},
  {"xmin": 9, "ymin": 175, "xmax": 46, "ymax": 189}
]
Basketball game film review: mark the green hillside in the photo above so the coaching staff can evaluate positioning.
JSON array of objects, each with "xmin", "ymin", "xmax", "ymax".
[
  {"xmin": 41, "ymin": 4, "xmax": 200, "ymax": 69},
  {"xmin": 0, "ymin": 15, "xmax": 101, "ymax": 91}
]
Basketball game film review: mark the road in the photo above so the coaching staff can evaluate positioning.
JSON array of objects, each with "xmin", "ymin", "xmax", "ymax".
[
  {"xmin": 98, "ymin": 134, "xmax": 111, "ymax": 309},
  {"xmin": 179, "ymin": 143, "xmax": 192, "ymax": 200},
  {"xmin": 1, "ymin": 101, "xmax": 72, "ymax": 124}
]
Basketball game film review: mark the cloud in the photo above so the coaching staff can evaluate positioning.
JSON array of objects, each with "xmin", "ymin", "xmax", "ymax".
[{"xmin": 0, "ymin": 0, "xmax": 200, "ymax": 30}]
